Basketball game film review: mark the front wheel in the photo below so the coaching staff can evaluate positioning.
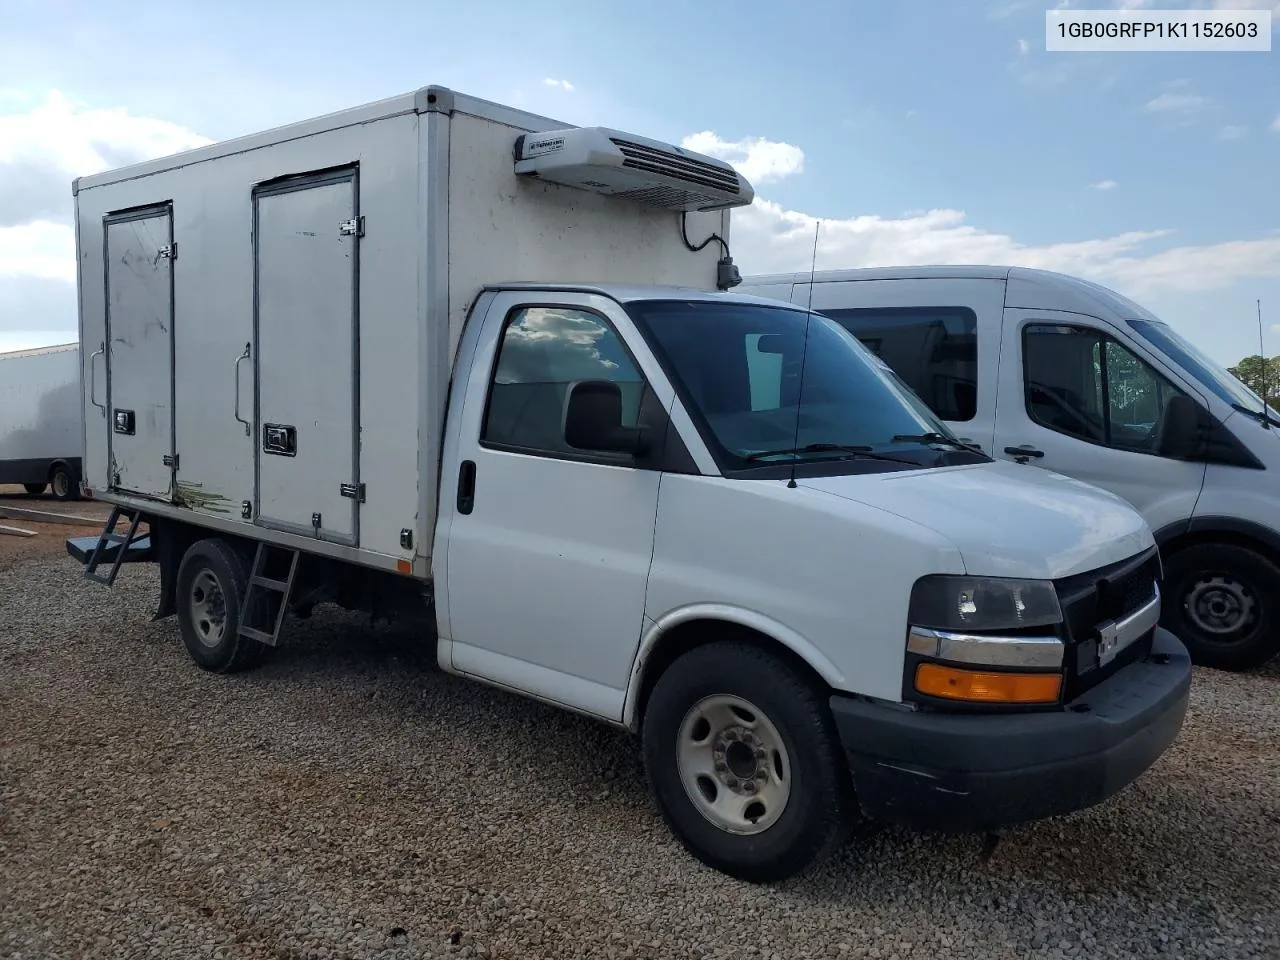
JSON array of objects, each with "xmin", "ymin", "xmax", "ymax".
[
  {"xmin": 641, "ymin": 641, "xmax": 852, "ymax": 883},
  {"xmin": 175, "ymin": 538, "xmax": 273, "ymax": 673},
  {"xmin": 1161, "ymin": 542, "xmax": 1280, "ymax": 671},
  {"xmin": 22, "ymin": 483, "xmax": 46, "ymax": 496}
]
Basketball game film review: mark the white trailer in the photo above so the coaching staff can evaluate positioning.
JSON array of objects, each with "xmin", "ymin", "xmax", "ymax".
[
  {"xmin": 69, "ymin": 85, "xmax": 1190, "ymax": 883},
  {"xmin": 0, "ymin": 342, "xmax": 83, "ymax": 499}
]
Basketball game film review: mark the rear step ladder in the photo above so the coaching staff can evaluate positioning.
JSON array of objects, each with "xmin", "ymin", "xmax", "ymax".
[
  {"xmin": 238, "ymin": 543, "xmax": 300, "ymax": 647},
  {"xmin": 84, "ymin": 506, "xmax": 145, "ymax": 586}
]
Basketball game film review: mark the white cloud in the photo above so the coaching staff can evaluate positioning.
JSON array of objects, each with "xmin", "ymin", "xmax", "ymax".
[
  {"xmin": 1145, "ymin": 92, "xmax": 1210, "ymax": 113},
  {"xmin": 680, "ymin": 132, "xmax": 805, "ymax": 185},
  {"xmin": 1090, "ymin": 179, "xmax": 1118, "ymax": 191},
  {"xmin": 542, "ymin": 78, "xmax": 575, "ymax": 92},
  {"xmin": 1017, "ymin": 37, "xmax": 1031, "ymax": 55},
  {"xmin": 1271, "ymin": 114, "xmax": 1280, "ymax": 132},
  {"xmin": 988, "ymin": 1, "xmax": 1034, "ymax": 19},
  {"xmin": 1217, "ymin": 125, "xmax": 1249, "ymax": 140},
  {"xmin": 0, "ymin": 220, "xmax": 74, "ymax": 282},
  {"xmin": 0, "ymin": 91, "xmax": 209, "ymax": 344},
  {"xmin": 0, "ymin": 90, "xmax": 209, "ymax": 227},
  {"xmin": 729, "ymin": 197, "xmax": 1280, "ymax": 302}
]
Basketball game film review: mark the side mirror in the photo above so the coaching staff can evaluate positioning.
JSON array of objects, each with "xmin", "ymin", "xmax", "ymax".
[
  {"xmin": 563, "ymin": 380, "xmax": 650, "ymax": 456},
  {"xmin": 1155, "ymin": 394, "xmax": 1207, "ymax": 459}
]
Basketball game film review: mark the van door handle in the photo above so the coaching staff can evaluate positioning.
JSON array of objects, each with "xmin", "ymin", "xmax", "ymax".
[
  {"xmin": 457, "ymin": 460, "xmax": 476, "ymax": 515},
  {"xmin": 1004, "ymin": 445, "xmax": 1044, "ymax": 463}
]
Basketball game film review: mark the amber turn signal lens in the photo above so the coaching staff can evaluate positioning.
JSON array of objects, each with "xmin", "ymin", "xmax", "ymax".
[{"xmin": 915, "ymin": 663, "xmax": 1062, "ymax": 704}]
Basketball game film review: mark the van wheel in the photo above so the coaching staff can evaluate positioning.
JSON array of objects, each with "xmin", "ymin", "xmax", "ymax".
[
  {"xmin": 175, "ymin": 538, "xmax": 273, "ymax": 674},
  {"xmin": 22, "ymin": 483, "xmax": 46, "ymax": 496},
  {"xmin": 49, "ymin": 463, "xmax": 76, "ymax": 501},
  {"xmin": 1161, "ymin": 543, "xmax": 1280, "ymax": 671},
  {"xmin": 641, "ymin": 641, "xmax": 850, "ymax": 883}
]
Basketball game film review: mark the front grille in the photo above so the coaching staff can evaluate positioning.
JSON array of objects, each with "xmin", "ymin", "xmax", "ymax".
[
  {"xmin": 1054, "ymin": 547, "xmax": 1161, "ymax": 700},
  {"xmin": 610, "ymin": 138, "xmax": 744, "ymax": 195}
]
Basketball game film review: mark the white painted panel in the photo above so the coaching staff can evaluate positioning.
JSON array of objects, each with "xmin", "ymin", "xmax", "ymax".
[
  {"xmin": 255, "ymin": 175, "xmax": 357, "ymax": 543},
  {"xmin": 104, "ymin": 210, "xmax": 174, "ymax": 500},
  {"xmin": 445, "ymin": 111, "xmax": 725, "ymax": 361},
  {"xmin": 75, "ymin": 112, "xmax": 420, "ymax": 555},
  {"xmin": 0, "ymin": 344, "xmax": 81, "ymax": 464}
]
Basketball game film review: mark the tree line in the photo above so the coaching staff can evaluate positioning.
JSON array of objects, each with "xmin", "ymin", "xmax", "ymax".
[{"xmin": 1227, "ymin": 356, "xmax": 1280, "ymax": 402}]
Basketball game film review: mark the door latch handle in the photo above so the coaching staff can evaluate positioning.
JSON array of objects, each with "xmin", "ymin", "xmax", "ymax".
[
  {"xmin": 457, "ymin": 460, "xmax": 476, "ymax": 515},
  {"xmin": 1004, "ymin": 445, "xmax": 1045, "ymax": 463},
  {"xmin": 234, "ymin": 342, "xmax": 251, "ymax": 436}
]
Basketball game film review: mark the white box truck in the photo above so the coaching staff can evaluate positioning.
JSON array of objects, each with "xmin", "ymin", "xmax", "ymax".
[
  {"xmin": 739, "ymin": 266, "xmax": 1280, "ymax": 672},
  {"xmin": 68, "ymin": 85, "xmax": 1190, "ymax": 883},
  {"xmin": 0, "ymin": 342, "xmax": 83, "ymax": 500}
]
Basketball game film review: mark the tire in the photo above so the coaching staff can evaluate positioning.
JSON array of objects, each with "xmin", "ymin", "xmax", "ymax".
[
  {"xmin": 49, "ymin": 463, "xmax": 76, "ymax": 502},
  {"xmin": 1161, "ymin": 542, "xmax": 1280, "ymax": 671},
  {"xmin": 641, "ymin": 641, "xmax": 851, "ymax": 884},
  {"xmin": 175, "ymin": 538, "xmax": 274, "ymax": 674},
  {"xmin": 22, "ymin": 483, "xmax": 46, "ymax": 496}
]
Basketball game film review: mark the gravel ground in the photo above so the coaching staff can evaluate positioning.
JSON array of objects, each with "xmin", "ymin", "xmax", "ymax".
[{"xmin": 1, "ymin": 545, "xmax": 1278, "ymax": 960}]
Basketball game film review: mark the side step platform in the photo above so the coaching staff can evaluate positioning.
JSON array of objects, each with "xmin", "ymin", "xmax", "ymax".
[
  {"xmin": 238, "ymin": 542, "xmax": 301, "ymax": 648},
  {"xmin": 70, "ymin": 506, "xmax": 153, "ymax": 586}
]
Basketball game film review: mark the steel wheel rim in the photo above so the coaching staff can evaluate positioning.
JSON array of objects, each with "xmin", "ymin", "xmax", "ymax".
[
  {"xmin": 189, "ymin": 569, "xmax": 228, "ymax": 648},
  {"xmin": 676, "ymin": 694, "xmax": 791, "ymax": 836},
  {"xmin": 52, "ymin": 472, "xmax": 69, "ymax": 498},
  {"xmin": 1185, "ymin": 574, "xmax": 1255, "ymax": 639}
]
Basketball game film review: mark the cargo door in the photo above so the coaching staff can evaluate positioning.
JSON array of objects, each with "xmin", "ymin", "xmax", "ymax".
[
  {"xmin": 104, "ymin": 204, "xmax": 177, "ymax": 500},
  {"xmin": 252, "ymin": 168, "xmax": 361, "ymax": 546}
]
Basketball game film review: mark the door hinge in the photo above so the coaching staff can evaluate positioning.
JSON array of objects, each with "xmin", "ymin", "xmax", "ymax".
[
  {"xmin": 339, "ymin": 217, "xmax": 365, "ymax": 238},
  {"xmin": 163, "ymin": 453, "xmax": 179, "ymax": 468},
  {"xmin": 340, "ymin": 482, "xmax": 366, "ymax": 502},
  {"xmin": 158, "ymin": 243, "xmax": 177, "ymax": 260}
]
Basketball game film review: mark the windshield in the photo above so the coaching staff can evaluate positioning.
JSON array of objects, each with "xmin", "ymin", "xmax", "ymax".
[
  {"xmin": 1128, "ymin": 317, "xmax": 1279, "ymax": 418},
  {"xmin": 625, "ymin": 298, "xmax": 983, "ymax": 473}
]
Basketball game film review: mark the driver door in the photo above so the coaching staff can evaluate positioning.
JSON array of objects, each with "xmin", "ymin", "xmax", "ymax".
[{"xmin": 992, "ymin": 308, "xmax": 1207, "ymax": 529}]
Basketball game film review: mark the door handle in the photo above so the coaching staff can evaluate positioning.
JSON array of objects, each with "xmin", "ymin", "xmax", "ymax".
[
  {"xmin": 457, "ymin": 460, "xmax": 476, "ymax": 515},
  {"xmin": 234, "ymin": 343, "xmax": 251, "ymax": 436},
  {"xmin": 1004, "ymin": 445, "xmax": 1045, "ymax": 463},
  {"xmin": 89, "ymin": 342, "xmax": 106, "ymax": 414}
]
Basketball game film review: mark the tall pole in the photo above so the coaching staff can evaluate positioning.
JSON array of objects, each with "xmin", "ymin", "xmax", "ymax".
[{"xmin": 1259, "ymin": 299, "xmax": 1267, "ymax": 408}]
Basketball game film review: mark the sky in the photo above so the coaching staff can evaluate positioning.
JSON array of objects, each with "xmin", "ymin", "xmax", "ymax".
[{"xmin": 1, "ymin": 0, "xmax": 1278, "ymax": 370}]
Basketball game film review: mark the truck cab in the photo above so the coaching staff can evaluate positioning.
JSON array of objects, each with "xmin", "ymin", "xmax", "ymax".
[{"xmin": 739, "ymin": 266, "xmax": 1280, "ymax": 672}]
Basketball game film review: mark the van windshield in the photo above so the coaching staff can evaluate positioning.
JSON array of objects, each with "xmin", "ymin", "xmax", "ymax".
[
  {"xmin": 1127, "ymin": 317, "xmax": 1279, "ymax": 419},
  {"xmin": 626, "ymin": 298, "xmax": 988, "ymax": 474}
]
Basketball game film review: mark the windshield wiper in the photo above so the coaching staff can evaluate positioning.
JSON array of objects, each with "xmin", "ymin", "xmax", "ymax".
[
  {"xmin": 1230, "ymin": 403, "xmax": 1280, "ymax": 428},
  {"xmin": 890, "ymin": 432, "xmax": 985, "ymax": 453},
  {"xmin": 743, "ymin": 442, "xmax": 919, "ymax": 465}
]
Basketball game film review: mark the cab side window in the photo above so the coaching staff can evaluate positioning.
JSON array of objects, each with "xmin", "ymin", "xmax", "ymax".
[
  {"xmin": 820, "ymin": 306, "xmax": 978, "ymax": 422},
  {"xmin": 1023, "ymin": 324, "xmax": 1189, "ymax": 454},
  {"xmin": 482, "ymin": 306, "xmax": 647, "ymax": 457}
]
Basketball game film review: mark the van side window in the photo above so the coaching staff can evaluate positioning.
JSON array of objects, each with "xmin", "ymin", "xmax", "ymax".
[
  {"xmin": 819, "ymin": 306, "xmax": 978, "ymax": 422},
  {"xmin": 482, "ymin": 306, "xmax": 646, "ymax": 456},
  {"xmin": 1023, "ymin": 324, "xmax": 1189, "ymax": 454}
]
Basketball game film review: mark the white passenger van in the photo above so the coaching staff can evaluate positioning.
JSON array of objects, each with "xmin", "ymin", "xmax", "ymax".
[{"xmin": 740, "ymin": 266, "xmax": 1280, "ymax": 671}]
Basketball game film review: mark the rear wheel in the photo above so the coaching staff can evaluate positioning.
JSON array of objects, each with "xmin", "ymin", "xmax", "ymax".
[
  {"xmin": 175, "ymin": 538, "xmax": 273, "ymax": 673},
  {"xmin": 641, "ymin": 641, "xmax": 851, "ymax": 883},
  {"xmin": 49, "ymin": 463, "xmax": 76, "ymax": 501},
  {"xmin": 22, "ymin": 483, "xmax": 46, "ymax": 496},
  {"xmin": 1161, "ymin": 542, "xmax": 1280, "ymax": 671}
]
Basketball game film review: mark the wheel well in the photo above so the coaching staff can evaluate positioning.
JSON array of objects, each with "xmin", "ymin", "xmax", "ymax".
[
  {"xmin": 632, "ymin": 618, "xmax": 833, "ymax": 729},
  {"xmin": 152, "ymin": 520, "xmax": 256, "ymax": 621},
  {"xmin": 1159, "ymin": 528, "xmax": 1280, "ymax": 572}
]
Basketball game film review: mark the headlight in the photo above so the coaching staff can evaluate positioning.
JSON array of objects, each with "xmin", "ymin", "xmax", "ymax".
[{"xmin": 908, "ymin": 574, "xmax": 1062, "ymax": 632}]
